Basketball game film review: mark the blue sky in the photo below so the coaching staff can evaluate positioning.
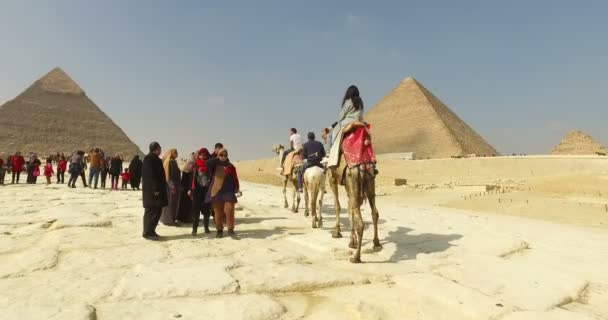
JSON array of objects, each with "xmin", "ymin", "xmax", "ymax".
[{"xmin": 1, "ymin": 1, "xmax": 607, "ymax": 160}]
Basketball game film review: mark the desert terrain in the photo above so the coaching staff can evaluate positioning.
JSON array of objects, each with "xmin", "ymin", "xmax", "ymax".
[{"xmin": 1, "ymin": 155, "xmax": 607, "ymax": 319}]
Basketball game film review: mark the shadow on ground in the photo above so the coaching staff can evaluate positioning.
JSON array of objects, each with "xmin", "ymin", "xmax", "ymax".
[{"xmin": 378, "ymin": 227, "xmax": 463, "ymax": 263}]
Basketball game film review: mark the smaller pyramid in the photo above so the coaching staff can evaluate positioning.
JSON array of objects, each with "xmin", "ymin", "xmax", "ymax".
[
  {"xmin": 551, "ymin": 130, "xmax": 606, "ymax": 155},
  {"xmin": 365, "ymin": 77, "xmax": 499, "ymax": 159}
]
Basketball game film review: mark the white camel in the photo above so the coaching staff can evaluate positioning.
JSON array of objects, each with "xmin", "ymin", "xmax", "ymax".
[{"xmin": 303, "ymin": 166, "xmax": 326, "ymax": 228}]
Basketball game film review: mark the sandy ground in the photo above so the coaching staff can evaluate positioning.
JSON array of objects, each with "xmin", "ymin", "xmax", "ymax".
[{"xmin": 1, "ymin": 164, "xmax": 608, "ymax": 320}]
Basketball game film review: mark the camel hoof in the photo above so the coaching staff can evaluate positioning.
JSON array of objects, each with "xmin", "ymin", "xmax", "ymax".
[
  {"xmin": 373, "ymin": 244, "xmax": 383, "ymax": 251},
  {"xmin": 312, "ymin": 224, "xmax": 318, "ymax": 229},
  {"xmin": 304, "ymin": 212, "xmax": 309, "ymax": 217},
  {"xmin": 349, "ymin": 256, "xmax": 362, "ymax": 264},
  {"xmin": 348, "ymin": 242, "xmax": 357, "ymax": 249},
  {"xmin": 332, "ymin": 232, "xmax": 342, "ymax": 238},
  {"xmin": 292, "ymin": 209, "xmax": 298, "ymax": 213},
  {"xmin": 284, "ymin": 204, "xmax": 288, "ymax": 209}
]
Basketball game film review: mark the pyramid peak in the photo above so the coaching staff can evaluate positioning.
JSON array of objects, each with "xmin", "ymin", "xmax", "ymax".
[
  {"xmin": 399, "ymin": 76, "xmax": 419, "ymax": 85},
  {"xmin": 36, "ymin": 67, "xmax": 84, "ymax": 95}
]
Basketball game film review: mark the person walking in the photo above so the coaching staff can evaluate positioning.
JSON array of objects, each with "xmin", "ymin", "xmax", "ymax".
[
  {"xmin": 56, "ymin": 155, "xmax": 67, "ymax": 184},
  {"xmin": 142, "ymin": 142, "xmax": 168, "ymax": 240},
  {"xmin": 88, "ymin": 148, "xmax": 102, "ymax": 189},
  {"xmin": 67, "ymin": 151, "xmax": 84, "ymax": 188},
  {"xmin": 109, "ymin": 154, "xmax": 123, "ymax": 190},
  {"xmin": 29, "ymin": 154, "xmax": 41, "ymax": 184},
  {"xmin": 190, "ymin": 148, "xmax": 212, "ymax": 235},
  {"xmin": 11, "ymin": 152, "xmax": 24, "ymax": 184},
  {"xmin": 206, "ymin": 149, "xmax": 240, "ymax": 238},
  {"xmin": 160, "ymin": 148, "xmax": 181, "ymax": 226},
  {"xmin": 43, "ymin": 158, "xmax": 54, "ymax": 185},
  {"xmin": 128, "ymin": 155, "xmax": 143, "ymax": 190}
]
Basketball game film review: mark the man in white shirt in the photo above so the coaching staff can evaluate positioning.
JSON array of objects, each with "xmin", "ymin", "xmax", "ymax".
[{"xmin": 282, "ymin": 128, "xmax": 302, "ymax": 167}]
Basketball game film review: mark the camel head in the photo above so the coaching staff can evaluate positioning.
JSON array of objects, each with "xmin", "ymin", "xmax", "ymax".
[{"xmin": 272, "ymin": 144, "xmax": 285, "ymax": 154}]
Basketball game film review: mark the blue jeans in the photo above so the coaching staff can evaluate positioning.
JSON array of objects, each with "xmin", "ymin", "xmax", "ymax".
[{"xmin": 88, "ymin": 167, "xmax": 100, "ymax": 188}]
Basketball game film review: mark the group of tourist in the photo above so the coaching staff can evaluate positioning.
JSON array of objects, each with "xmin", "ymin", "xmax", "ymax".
[
  {"xmin": 0, "ymin": 149, "xmax": 143, "ymax": 190},
  {"xmin": 141, "ymin": 142, "xmax": 241, "ymax": 241}
]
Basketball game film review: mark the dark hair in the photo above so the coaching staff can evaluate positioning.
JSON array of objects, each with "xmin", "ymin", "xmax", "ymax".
[
  {"xmin": 149, "ymin": 141, "xmax": 161, "ymax": 153},
  {"xmin": 46, "ymin": 158, "xmax": 52, "ymax": 163},
  {"xmin": 342, "ymin": 85, "xmax": 364, "ymax": 111},
  {"xmin": 290, "ymin": 128, "xmax": 297, "ymax": 134},
  {"xmin": 215, "ymin": 143, "xmax": 223, "ymax": 149},
  {"xmin": 308, "ymin": 132, "xmax": 315, "ymax": 140}
]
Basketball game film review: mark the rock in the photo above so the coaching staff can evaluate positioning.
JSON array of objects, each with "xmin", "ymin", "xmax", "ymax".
[
  {"xmin": 0, "ymin": 246, "xmax": 59, "ymax": 278},
  {"xmin": 0, "ymin": 304, "xmax": 96, "ymax": 320},
  {"xmin": 394, "ymin": 178, "xmax": 407, "ymax": 186}
]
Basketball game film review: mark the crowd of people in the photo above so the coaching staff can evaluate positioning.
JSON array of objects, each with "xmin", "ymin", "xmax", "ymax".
[
  {"xmin": 141, "ymin": 142, "xmax": 241, "ymax": 240},
  {"xmin": 0, "ymin": 149, "xmax": 143, "ymax": 190}
]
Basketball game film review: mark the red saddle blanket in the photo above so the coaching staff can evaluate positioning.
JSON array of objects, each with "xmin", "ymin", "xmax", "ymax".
[{"xmin": 341, "ymin": 125, "xmax": 376, "ymax": 167}]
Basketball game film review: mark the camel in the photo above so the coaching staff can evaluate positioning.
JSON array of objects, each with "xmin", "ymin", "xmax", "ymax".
[
  {"xmin": 272, "ymin": 144, "xmax": 301, "ymax": 213},
  {"xmin": 303, "ymin": 166, "xmax": 326, "ymax": 228},
  {"xmin": 329, "ymin": 124, "xmax": 381, "ymax": 263}
]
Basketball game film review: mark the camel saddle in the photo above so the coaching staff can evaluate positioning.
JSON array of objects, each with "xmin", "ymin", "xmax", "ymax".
[
  {"xmin": 282, "ymin": 149, "xmax": 303, "ymax": 176},
  {"xmin": 333, "ymin": 122, "xmax": 376, "ymax": 185}
]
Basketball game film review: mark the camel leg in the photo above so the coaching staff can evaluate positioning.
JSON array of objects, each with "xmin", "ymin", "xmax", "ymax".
[
  {"xmin": 283, "ymin": 177, "xmax": 289, "ymax": 208},
  {"xmin": 345, "ymin": 168, "xmax": 358, "ymax": 250},
  {"xmin": 294, "ymin": 177, "xmax": 301, "ymax": 213},
  {"xmin": 318, "ymin": 174, "xmax": 325, "ymax": 226},
  {"xmin": 366, "ymin": 173, "xmax": 382, "ymax": 250},
  {"xmin": 330, "ymin": 171, "xmax": 342, "ymax": 238},
  {"xmin": 350, "ymin": 204, "xmax": 364, "ymax": 263},
  {"xmin": 291, "ymin": 177, "xmax": 298, "ymax": 213},
  {"xmin": 304, "ymin": 179, "xmax": 310, "ymax": 217}
]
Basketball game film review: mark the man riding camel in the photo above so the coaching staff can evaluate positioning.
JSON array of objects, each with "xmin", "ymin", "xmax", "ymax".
[
  {"xmin": 298, "ymin": 132, "xmax": 326, "ymax": 192},
  {"xmin": 281, "ymin": 128, "xmax": 302, "ymax": 168}
]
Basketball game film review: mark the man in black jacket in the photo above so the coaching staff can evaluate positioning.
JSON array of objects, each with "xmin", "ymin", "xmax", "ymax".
[
  {"xmin": 298, "ymin": 132, "xmax": 326, "ymax": 191},
  {"xmin": 142, "ymin": 142, "xmax": 168, "ymax": 240}
]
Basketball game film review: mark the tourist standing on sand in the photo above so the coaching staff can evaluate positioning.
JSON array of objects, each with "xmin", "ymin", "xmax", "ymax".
[
  {"xmin": 128, "ymin": 155, "xmax": 143, "ymax": 190},
  {"xmin": 160, "ymin": 148, "xmax": 181, "ymax": 226},
  {"xmin": 88, "ymin": 148, "xmax": 102, "ymax": 189},
  {"xmin": 11, "ymin": 152, "xmax": 25, "ymax": 184},
  {"xmin": 206, "ymin": 149, "xmax": 240, "ymax": 238},
  {"xmin": 142, "ymin": 142, "xmax": 167, "ymax": 240},
  {"xmin": 176, "ymin": 153, "xmax": 196, "ymax": 224},
  {"xmin": 68, "ymin": 151, "xmax": 84, "ymax": 188},
  {"xmin": 120, "ymin": 168, "xmax": 131, "ymax": 190},
  {"xmin": 0, "ymin": 156, "xmax": 5, "ymax": 185},
  {"xmin": 100, "ymin": 156, "xmax": 110, "ymax": 189},
  {"xmin": 57, "ymin": 155, "xmax": 67, "ymax": 184},
  {"xmin": 29, "ymin": 154, "xmax": 41, "ymax": 184},
  {"xmin": 109, "ymin": 154, "xmax": 123, "ymax": 190},
  {"xmin": 43, "ymin": 158, "xmax": 54, "ymax": 185},
  {"xmin": 190, "ymin": 148, "xmax": 212, "ymax": 235}
]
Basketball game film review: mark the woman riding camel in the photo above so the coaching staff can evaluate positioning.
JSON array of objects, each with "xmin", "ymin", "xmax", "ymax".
[
  {"xmin": 327, "ymin": 85, "xmax": 365, "ymax": 168},
  {"xmin": 205, "ymin": 148, "xmax": 240, "ymax": 239}
]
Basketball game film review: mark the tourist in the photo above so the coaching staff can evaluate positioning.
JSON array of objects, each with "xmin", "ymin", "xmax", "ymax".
[
  {"xmin": 11, "ymin": 152, "xmax": 25, "ymax": 184},
  {"xmin": 281, "ymin": 128, "xmax": 302, "ymax": 167},
  {"xmin": 160, "ymin": 148, "xmax": 181, "ymax": 226},
  {"xmin": 176, "ymin": 153, "xmax": 196, "ymax": 224},
  {"xmin": 128, "ymin": 155, "xmax": 143, "ymax": 190},
  {"xmin": 190, "ymin": 148, "xmax": 212, "ymax": 235},
  {"xmin": 29, "ymin": 154, "xmax": 41, "ymax": 184},
  {"xmin": 43, "ymin": 158, "xmax": 54, "ymax": 185},
  {"xmin": 327, "ymin": 85, "xmax": 365, "ymax": 168},
  {"xmin": 67, "ymin": 151, "xmax": 83, "ymax": 188},
  {"xmin": 142, "ymin": 142, "xmax": 168, "ymax": 240},
  {"xmin": 211, "ymin": 143, "xmax": 224, "ymax": 158},
  {"xmin": 120, "ymin": 168, "xmax": 131, "ymax": 190},
  {"xmin": 79, "ymin": 152, "xmax": 88, "ymax": 187},
  {"xmin": 88, "ymin": 148, "xmax": 102, "ymax": 189},
  {"xmin": 321, "ymin": 128, "xmax": 332, "ymax": 155},
  {"xmin": 206, "ymin": 148, "xmax": 240, "ymax": 238},
  {"xmin": 298, "ymin": 132, "xmax": 326, "ymax": 190},
  {"xmin": 0, "ymin": 155, "xmax": 5, "ymax": 185},
  {"xmin": 100, "ymin": 156, "xmax": 110, "ymax": 189},
  {"xmin": 56, "ymin": 155, "xmax": 67, "ymax": 184},
  {"xmin": 109, "ymin": 154, "xmax": 123, "ymax": 190}
]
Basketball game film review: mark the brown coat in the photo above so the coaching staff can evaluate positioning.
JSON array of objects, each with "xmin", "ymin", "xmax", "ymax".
[{"xmin": 89, "ymin": 151, "xmax": 101, "ymax": 168}]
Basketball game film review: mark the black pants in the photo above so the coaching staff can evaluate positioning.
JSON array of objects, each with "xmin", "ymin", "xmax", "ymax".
[
  {"xmin": 143, "ymin": 206, "xmax": 162, "ymax": 237},
  {"xmin": 80, "ymin": 172, "xmax": 87, "ymax": 187},
  {"xmin": 57, "ymin": 170, "xmax": 65, "ymax": 184},
  {"xmin": 100, "ymin": 171, "xmax": 107, "ymax": 188},
  {"xmin": 68, "ymin": 172, "xmax": 79, "ymax": 187},
  {"xmin": 192, "ymin": 187, "xmax": 212, "ymax": 233},
  {"xmin": 111, "ymin": 175, "xmax": 119, "ymax": 189},
  {"xmin": 0, "ymin": 170, "xmax": 5, "ymax": 185},
  {"xmin": 122, "ymin": 181, "xmax": 128, "ymax": 189},
  {"xmin": 12, "ymin": 171, "xmax": 20, "ymax": 184}
]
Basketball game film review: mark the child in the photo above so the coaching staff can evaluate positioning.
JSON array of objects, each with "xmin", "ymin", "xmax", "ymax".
[
  {"xmin": 43, "ymin": 158, "xmax": 54, "ymax": 185},
  {"xmin": 120, "ymin": 168, "xmax": 131, "ymax": 190},
  {"xmin": 57, "ymin": 156, "xmax": 67, "ymax": 184}
]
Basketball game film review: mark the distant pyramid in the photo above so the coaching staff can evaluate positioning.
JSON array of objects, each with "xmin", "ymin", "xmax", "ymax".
[
  {"xmin": 0, "ymin": 67, "xmax": 142, "ymax": 157},
  {"xmin": 551, "ymin": 130, "xmax": 606, "ymax": 155},
  {"xmin": 365, "ymin": 77, "xmax": 499, "ymax": 159}
]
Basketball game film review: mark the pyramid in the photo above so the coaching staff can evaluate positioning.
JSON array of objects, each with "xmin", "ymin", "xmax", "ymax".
[
  {"xmin": 551, "ymin": 130, "xmax": 606, "ymax": 155},
  {"xmin": 0, "ymin": 68, "xmax": 142, "ymax": 157},
  {"xmin": 365, "ymin": 77, "xmax": 499, "ymax": 159}
]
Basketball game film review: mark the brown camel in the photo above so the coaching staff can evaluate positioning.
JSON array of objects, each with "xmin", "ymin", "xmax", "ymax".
[{"xmin": 272, "ymin": 144, "xmax": 301, "ymax": 213}]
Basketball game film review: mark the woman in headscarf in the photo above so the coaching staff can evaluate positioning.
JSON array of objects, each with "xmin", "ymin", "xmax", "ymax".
[
  {"xmin": 176, "ymin": 153, "xmax": 196, "ymax": 224},
  {"xmin": 205, "ymin": 148, "xmax": 240, "ymax": 238},
  {"xmin": 190, "ymin": 148, "xmax": 212, "ymax": 235},
  {"xmin": 128, "ymin": 155, "xmax": 143, "ymax": 190},
  {"xmin": 160, "ymin": 148, "xmax": 181, "ymax": 226}
]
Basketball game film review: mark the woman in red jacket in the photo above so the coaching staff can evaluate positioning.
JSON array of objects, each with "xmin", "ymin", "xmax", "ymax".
[
  {"xmin": 11, "ymin": 152, "xmax": 25, "ymax": 184},
  {"xmin": 56, "ymin": 155, "xmax": 67, "ymax": 184}
]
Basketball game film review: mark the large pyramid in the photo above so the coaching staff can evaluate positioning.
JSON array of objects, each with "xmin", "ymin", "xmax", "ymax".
[
  {"xmin": 551, "ymin": 130, "xmax": 606, "ymax": 155},
  {"xmin": 365, "ymin": 77, "xmax": 499, "ymax": 159},
  {"xmin": 0, "ymin": 68, "xmax": 142, "ymax": 157}
]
